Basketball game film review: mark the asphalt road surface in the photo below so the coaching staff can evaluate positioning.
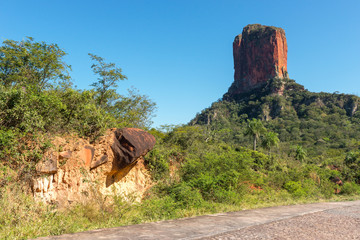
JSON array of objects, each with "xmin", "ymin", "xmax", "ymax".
[{"xmin": 35, "ymin": 200, "xmax": 360, "ymax": 240}]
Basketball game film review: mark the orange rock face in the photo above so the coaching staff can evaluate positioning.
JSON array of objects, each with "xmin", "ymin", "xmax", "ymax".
[
  {"xmin": 30, "ymin": 128, "xmax": 156, "ymax": 206},
  {"xmin": 228, "ymin": 24, "xmax": 288, "ymax": 96}
]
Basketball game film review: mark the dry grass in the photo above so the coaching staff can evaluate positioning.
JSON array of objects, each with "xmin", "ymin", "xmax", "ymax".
[{"xmin": 1, "ymin": 180, "xmax": 360, "ymax": 240}]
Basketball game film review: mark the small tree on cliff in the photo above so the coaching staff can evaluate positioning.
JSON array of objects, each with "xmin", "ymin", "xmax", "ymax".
[
  {"xmin": 245, "ymin": 118, "xmax": 266, "ymax": 151},
  {"xmin": 89, "ymin": 53, "xmax": 127, "ymax": 108},
  {"xmin": 89, "ymin": 53, "xmax": 156, "ymax": 129}
]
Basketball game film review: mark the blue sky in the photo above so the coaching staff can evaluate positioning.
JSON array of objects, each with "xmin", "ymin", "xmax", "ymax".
[{"xmin": 1, "ymin": 0, "xmax": 359, "ymax": 127}]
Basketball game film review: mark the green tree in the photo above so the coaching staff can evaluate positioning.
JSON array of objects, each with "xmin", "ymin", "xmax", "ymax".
[
  {"xmin": 295, "ymin": 145, "xmax": 307, "ymax": 162},
  {"xmin": 166, "ymin": 125, "xmax": 204, "ymax": 150},
  {"xmin": 244, "ymin": 119, "xmax": 266, "ymax": 151},
  {"xmin": 110, "ymin": 87, "xmax": 156, "ymax": 129},
  {"xmin": 261, "ymin": 131, "xmax": 280, "ymax": 155},
  {"xmin": 0, "ymin": 37, "xmax": 71, "ymax": 90},
  {"xmin": 89, "ymin": 53, "xmax": 127, "ymax": 108}
]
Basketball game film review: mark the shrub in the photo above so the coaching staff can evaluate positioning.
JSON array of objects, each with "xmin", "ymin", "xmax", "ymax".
[
  {"xmin": 212, "ymin": 188, "xmax": 243, "ymax": 204},
  {"xmin": 283, "ymin": 181, "xmax": 306, "ymax": 198},
  {"xmin": 145, "ymin": 148, "xmax": 170, "ymax": 181},
  {"xmin": 168, "ymin": 182, "xmax": 204, "ymax": 208},
  {"xmin": 320, "ymin": 180, "xmax": 336, "ymax": 199},
  {"xmin": 139, "ymin": 196, "xmax": 177, "ymax": 221},
  {"xmin": 341, "ymin": 182, "xmax": 360, "ymax": 195}
]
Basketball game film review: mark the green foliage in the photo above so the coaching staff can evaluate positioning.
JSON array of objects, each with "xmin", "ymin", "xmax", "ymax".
[
  {"xmin": 88, "ymin": 54, "xmax": 156, "ymax": 129},
  {"xmin": 192, "ymin": 78, "xmax": 360, "ymax": 158},
  {"xmin": 139, "ymin": 195, "xmax": 178, "ymax": 220},
  {"xmin": 89, "ymin": 53, "xmax": 127, "ymax": 108},
  {"xmin": 341, "ymin": 182, "xmax": 360, "ymax": 195},
  {"xmin": 145, "ymin": 147, "xmax": 170, "ymax": 181},
  {"xmin": 0, "ymin": 37, "xmax": 156, "ymax": 138},
  {"xmin": 179, "ymin": 147, "xmax": 257, "ymax": 202},
  {"xmin": 59, "ymin": 88, "xmax": 109, "ymax": 137},
  {"xmin": 0, "ymin": 37, "xmax": 157, "ymax": 181},
  {"xmin": 295, "ymin": 145, "xmax": 307, "ymax": 162},
  {"xmin": 0, "ymin": 37, "xmax": 71, "ymax": 90},
  {"xmin": 244, "ymin": 118, "xmax": 266, "ymax": 151},
  {"xmin": 261, "ymin": 131, "xmax": 279, "ymax": 154},
  {"xmin": 168, "ymin": 182, "xmax": 204, "ymax": 208},
  {"xmin": 110, "ymin": 88, "xmax": 157, "ymax": 129},
  {"xmin": 283, "ymin": 181, "xmax": 306, "ymax": 198},
  {"xmin": 0, "ymin": 128, "xmax": 17, "ymax": 157},
  {"xmin": 320, "ymin": 180, "xmax": 336, "ymax": 199},
  {"xmin": 343, "ymin": 151, "xmax": 360, "ymax": 182},
  {"xmin": 163, "ymin": 125, "xmax": 207, "ymax": 153}
]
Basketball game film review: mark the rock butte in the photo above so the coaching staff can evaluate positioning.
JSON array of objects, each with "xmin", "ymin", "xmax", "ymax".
[{"xmin": 227, "ymin": 24, "xmax": 288, "ymax": 97}]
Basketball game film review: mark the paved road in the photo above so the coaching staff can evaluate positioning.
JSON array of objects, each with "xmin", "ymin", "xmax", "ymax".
[{"xmin": 36, "ymin": 200, "xmax": 360, "ymax": 240}]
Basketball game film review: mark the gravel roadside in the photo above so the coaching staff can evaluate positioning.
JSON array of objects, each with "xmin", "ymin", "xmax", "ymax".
[
  {"xmin": 202, "ymin": 204, "xmax": 360, "ymax": 240},
  {"xmin": 35, "ymin": 200, "xmax": 360, "ymax": 240}
]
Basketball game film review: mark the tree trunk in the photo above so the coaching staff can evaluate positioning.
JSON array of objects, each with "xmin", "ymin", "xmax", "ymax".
[{"xmin": 253, "ymin": 135, "xmax": 257, "ymax": 151}]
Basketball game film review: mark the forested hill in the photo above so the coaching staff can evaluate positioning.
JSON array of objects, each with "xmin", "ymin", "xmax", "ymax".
[{"xmin": 191, "ymin": 78, "xmax": 360, "ymax": 157}]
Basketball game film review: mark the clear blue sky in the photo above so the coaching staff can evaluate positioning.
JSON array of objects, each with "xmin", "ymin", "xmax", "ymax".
[{"xmin": 1, "ymin": 0, "xmax": 359, "ymax": 127}]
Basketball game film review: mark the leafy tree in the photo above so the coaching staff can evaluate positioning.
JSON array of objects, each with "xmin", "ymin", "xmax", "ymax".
[
  {"xmin": 244, "ymin": 118, "xmax": 266, "ymax": 151},
  {"xmin": 0, "ymin": 37, "xmax": 71, "ymax": 90},
  {"xmin": 89, "ymin": 53, "xmax": 127, "ymax": 108},
  {"xmin": 110, "ymin": 88, "xmax": 156, "ymax": 129},
  {"xmin": 88, "ymin": 54, "xmax": 156, "ymax": 129},
  {"xmin": 261, "ymin": 131, "xmax": 279, "ymax": 155},
  {"xmin": 58, "ymin": 88, "xmax": 112, "ymax": 138},
  {"xmin": 166, "ymin": 125, "xmax": 205, "ymax": 150},
  {"xmin": 295, "ymin": 145, "xmax": 307, "ymax": 162},
  {"xmin": 344, "ymin": 151, "xmax": 358, "ymax": 165}
]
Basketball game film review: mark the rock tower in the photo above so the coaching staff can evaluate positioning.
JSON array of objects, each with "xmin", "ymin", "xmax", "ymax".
[{"xmin": 227, "ymin": 24, "xmax": 288, "ymax": 96}]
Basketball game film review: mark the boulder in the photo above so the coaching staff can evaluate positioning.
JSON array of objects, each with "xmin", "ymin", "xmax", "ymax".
[
  {"xmin": 35, "ymin": 151, "xmax": 57, "ymax": 174},
  {"xmin": 107, "ymin": 128, "xmax": 156, "ymax": 186}
]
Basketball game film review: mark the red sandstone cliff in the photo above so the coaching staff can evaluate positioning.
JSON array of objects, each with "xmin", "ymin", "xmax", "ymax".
[{"xmin": 227, "ymin": 24, "xmax": 288, "ymax": 96}]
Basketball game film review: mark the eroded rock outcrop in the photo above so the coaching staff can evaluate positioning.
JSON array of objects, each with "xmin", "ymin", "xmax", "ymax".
[
  {"xmin": 227, "ymin": 24, "xmax": 288, "ymax": 96},
  {"xmin": 107, "ymin": 128, "xmax": 156, "ymax": 187},
  {"xmin": 30, "ymin": 128, "xmax": 155, "ymax": 206}
]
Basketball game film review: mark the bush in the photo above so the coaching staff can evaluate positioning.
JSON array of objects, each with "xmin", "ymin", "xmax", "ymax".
[
  {"xmin": 0, "ymin": 128, "xmax": 18, "ymax": 160},
  {"xmin": 212, "ymin": 188, "xmax": 243, "ymax": 204},
  {"xmin": 145, "ymin": 148, "xmax": 170, "ymax": 181},
  {"xmin": 320, "ymin": 180, "xmax": 336, "ymax": 199},
  {"xmin": 267, "ymin": 171, "xmax": 290, "ymax": 189},
  {"xmin": 341, "ymin": 182, "xmax": 360, "ymax": 195},
  {"xmin": 139, "ymin": 196, "xmax": 178, "ymax": 221},
  {"xmin": 168, "ymin": 182, "xmax": 204, "ymax": 208},
  {"xmin": 283, "ymin": 181, "xmax": 306, "ymax": 198}
]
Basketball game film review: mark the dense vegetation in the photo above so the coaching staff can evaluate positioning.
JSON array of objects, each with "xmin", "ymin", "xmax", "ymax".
[
  {"xmin": 1, "ymin": 39, "xmax": 360, "ymax": 239},
  {"xmin": 0, "ymin": 37, "xmax": 155, "ymax": 175}
]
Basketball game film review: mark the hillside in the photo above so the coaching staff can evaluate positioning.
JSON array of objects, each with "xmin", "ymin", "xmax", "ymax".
[
  {"xmin": 2, "ymin": 25, "xmax": 360, "ymax": 239},
  {"xmin": 191, "ymin": 77, "xmax": 360, "ymax": 156}
]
